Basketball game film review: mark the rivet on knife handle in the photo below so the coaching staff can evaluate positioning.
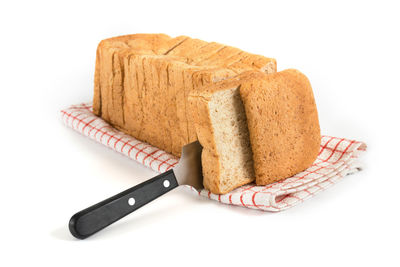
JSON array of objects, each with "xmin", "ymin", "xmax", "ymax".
[{"xmin": 69, "ymin": 169, "xmax": 178, "ymax": 239}]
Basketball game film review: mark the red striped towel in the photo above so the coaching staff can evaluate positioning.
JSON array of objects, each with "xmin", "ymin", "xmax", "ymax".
[{"xmin": 61, "ymin": 103, "xmax": 367, "ymax": 211}]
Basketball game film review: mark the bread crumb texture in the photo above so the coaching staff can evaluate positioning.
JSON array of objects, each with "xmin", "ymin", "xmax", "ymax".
[{"xmin": 188, "ymin": 72, "xmax": 263, "ymax": 194}]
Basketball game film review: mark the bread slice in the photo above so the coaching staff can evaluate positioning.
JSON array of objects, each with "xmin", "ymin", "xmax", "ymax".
[
  {"xmin": 240, "ymin": 69, "xmax": 321, "ymax": 185},
  {"xmin": 188, "ymin": 72, "xmax": 262, "ymax": 194}
]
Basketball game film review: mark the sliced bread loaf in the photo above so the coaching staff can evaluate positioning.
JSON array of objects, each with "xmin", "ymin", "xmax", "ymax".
[{"xmin": 93, "ymin": 34, "xmax": 277, "ymax": 156}]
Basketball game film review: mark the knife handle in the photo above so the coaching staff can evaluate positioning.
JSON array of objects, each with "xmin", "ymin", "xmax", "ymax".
[{"xmin": 69, "ymin": 169, "xmax": 178, "ymax": 239}]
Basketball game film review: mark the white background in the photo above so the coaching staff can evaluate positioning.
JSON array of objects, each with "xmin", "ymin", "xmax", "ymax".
[{"xmin": 1, "ymin": 0, "xmax": 399, "ymax": 266}]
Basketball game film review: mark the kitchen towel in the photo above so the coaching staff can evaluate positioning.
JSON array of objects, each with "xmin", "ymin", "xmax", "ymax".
[{"xmin": 61, "ymin": 103, "xmax": 367, "ymax": 211}]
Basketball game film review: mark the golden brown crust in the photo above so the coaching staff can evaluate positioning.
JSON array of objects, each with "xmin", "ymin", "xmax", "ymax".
[
  {"xmin": 167, "ymin": 61, "xmax": 180, "ymax": 155},
  {"xmin": 158, "ymin": 59, "xmax": 169, "ymax": 150},
  {"xmin": 122, "ymin": 54, "xmax": 140, "ymax": 137},
  {"xmin": 93, "ymin": 45, "xmax": 102, "ymax": 116},
  {"xmin": 175, "ymin": 61, "xmax": 189, "ymax": 154},
  {"xmin": 183, "ymin": 68, "xmax": 197, "ymax": 143},
  {"xmin": 165, "ymin": 38, "xmax": 208, "ymax": 58},
  {"xmin": 110, "ymin": 52, "xmax": 125, "ymax": 127},
  {"xmin": 190, "ymin": 42, "xmax": 225, "ymax": 65},
  {"xmin": 93, "ymin": 34, "xmax": 277, "ymax": 156},
  {"xmin": 147, "ymin": 57, "xmax": 163, "ymax": 149},
  {"xmin": 240, "ymin": 69, "xmax": 321, "ymax": 185},
  {"xmin": 97, "ymin": 46, "xmax": 113, "ymax": 121}
]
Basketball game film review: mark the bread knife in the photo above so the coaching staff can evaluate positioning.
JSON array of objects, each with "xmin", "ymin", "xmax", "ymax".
[{"xmin": 69, "ymin": 141, "xmax": 203, "ymax": 239}]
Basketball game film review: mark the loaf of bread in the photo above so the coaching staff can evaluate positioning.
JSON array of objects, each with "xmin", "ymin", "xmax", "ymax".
[
  {"xmin": 189, "ymin": 69, "xmax": 320, "ymax": 193},
  {"xmin": 93, "ymin": 34, "xmax": 277, "ymax": 156},
  {"xmin": 93, "ymin": 34, "xmax": 320, "ymax": 194},
  {"xmin": 240, "ymin": 69, "xmax": 321, "ymax": 185}
]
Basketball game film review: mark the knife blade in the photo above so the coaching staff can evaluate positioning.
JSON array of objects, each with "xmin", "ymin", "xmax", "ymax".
[{"xmin": 69, "ymin": 141, "xmax": 203, "ymax": 239}]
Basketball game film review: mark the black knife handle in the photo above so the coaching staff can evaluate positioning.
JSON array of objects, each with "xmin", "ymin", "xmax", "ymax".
[{"xmin": 69, "ymin": 169, "xmax": 178, "ymax": 239}]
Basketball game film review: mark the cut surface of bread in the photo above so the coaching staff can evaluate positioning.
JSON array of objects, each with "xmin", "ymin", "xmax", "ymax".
[
  {"xmin": 93, "ymin": 34, "xmax": 277, "ymax": 156},
  {"xmin": 188, "ymin": 72, "xmax": 262, "ymax": 194},
  {"xmin": 240, "ymin": 69, "xmax": 321, "ymax": 185}
]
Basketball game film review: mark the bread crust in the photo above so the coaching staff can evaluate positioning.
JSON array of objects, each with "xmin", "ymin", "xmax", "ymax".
[
  {"xmin": 240, "ymin": 69, "xmax": 321, "ymax": 185},
  {"xmin": 93, "ymin": 34, "xmax": 277, "ymax": 156}
]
